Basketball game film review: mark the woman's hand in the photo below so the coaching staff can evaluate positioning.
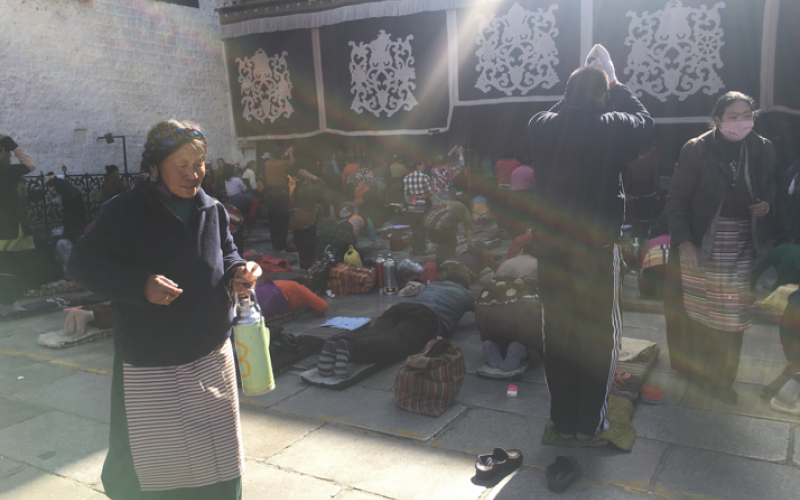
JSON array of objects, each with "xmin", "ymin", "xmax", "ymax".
[
  {"xmin": 144, "ymin": 275, "xmax": 183, "ymax": 306},
  {"xmin": 748, "ymin": 199, "xmax": 769, "ymax": 217},
  {"xmin": 231, "ymin": 262, "xmax": 262, "ymax": 295},
  {"xmin": 679, "ymin": 241, "xmax": 699, "ymax": 274}
]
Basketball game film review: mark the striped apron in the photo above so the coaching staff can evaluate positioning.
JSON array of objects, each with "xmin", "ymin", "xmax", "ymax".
[
  {"xmin": 122, "ymin": 341, "xmax": 244, "ymax": 491},
  {"xmin": 682, "ymin": 218, "xmax": 755, "ymax": 332}
]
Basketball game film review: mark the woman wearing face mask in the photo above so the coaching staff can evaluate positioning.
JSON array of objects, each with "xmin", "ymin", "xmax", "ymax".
[
  {"xmin": 664, "ymin": 92, "xmax": 776, "ymax": 405},
  {"xmin": 68, "ymin": 120, "xmax": 259, "ymax": 499}
]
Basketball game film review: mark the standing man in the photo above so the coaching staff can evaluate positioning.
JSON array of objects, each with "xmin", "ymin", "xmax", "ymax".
[
  {"xmin": 404, "ymin": 158, "xmax": 434, "ymax": 254},
  {"xmin": 528, "ymin": 45, "xmax": 653, "ymax": 441},
  {"xmin": 263, "ymin": 147, "xmax": 296, "ymax": 251}
]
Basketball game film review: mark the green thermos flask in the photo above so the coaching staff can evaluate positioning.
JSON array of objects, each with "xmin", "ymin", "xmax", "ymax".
[{"xmin": 233, "ymin": 290, "xmax": 275, "ymax": 395}]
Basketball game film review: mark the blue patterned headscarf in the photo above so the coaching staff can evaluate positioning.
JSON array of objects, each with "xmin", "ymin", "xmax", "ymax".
[{"xmin": 142, "ymin": 127, "xmax": 206, "ymax": 160}]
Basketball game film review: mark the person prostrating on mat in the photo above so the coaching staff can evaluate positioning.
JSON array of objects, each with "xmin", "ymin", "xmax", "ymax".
[
  {"xmin": 69, "ymin": 120, "xmax": 258, "ymax": 499},
  {"xmin": 317, "ymin": 263, "xmax": 475, "ymax": 378},
  {"xmin": 528, "ymin": 45, "xmax": 653, "ymax": 443}
]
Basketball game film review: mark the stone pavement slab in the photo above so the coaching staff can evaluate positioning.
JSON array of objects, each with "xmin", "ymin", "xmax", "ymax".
[
  {"xmin": 0, "ymin": 352, "xmax": 45, "ymax": 371},
  {"xmin": 621, "ymin": 325, "xmax": 666, "ymax": 345},
  {"xmin": 268, "ymin": 425, "xmax": 485, "ymax": 500},
  {"xmin": 240, "ymin": 407, "xmax": 324, "ymax": 460},
  {"xmin": 13, "ymin": 371, "xmax": 111, "ymax": 423},
  {"xmin": 682, "ymin": 381, "xmax": 800, "ymax": 423},
  {"xmin": 239, "ymin": 372, "xmax": 309, "ymax": 409},
  {"xmin": 1, "ymin": 313, "xmax": 66, "ymax": 335},
  {"xmin": 455, "ymin": 374, "xmax": 551, "ymax": 419},
  {"xmin": 622, "ymin": 312, "xmax": 664, "ymax": 330},
  {"xmin": 0, "ymin": 411, "xmax": 108, "ymax": 485},
  {"xmin": 794, "ymin": 427, "xmax": 800, "ymax": 466},
  {"xmin": 741, "ymin": 334, "xmax": 787, "ymax": 362},
  {"xmin": 488, "ymin": 468, "xmax": 650, "ymax": 500},
  {"xmin": 242, "ymin": 460, "xmax": 342, "ymax": 500},
  {"xmin": 45, "ymin": 340, "xmax": 115, "ymax": 375},
  {"xmin": 434, "ymin": 408, "xmax": 667, "ymax": 492},
  {"xmin": 735, "ymin": 357, "xmax": 786, "ymax": 386},
  {"xmin": 632, "ymin": 404, "xmax": 790, "ymax": 461},
  {"xmin": 0, "ymin": 396, "xmax": 49, "ymax": 430},
  {"xmin": 357, "ymin": 361, "xmax": 403, "ymax": 392},
  {"xmin": 460, "ymin": 343, "xmax": 487, "ymax": 374},
  {"xmin": 0, "ymin": 459, "xmax": 102, "ymax": 500},
  {"xmin": 655, "ymin": 446, "xmax": 800, "ymax": 500},
  {"xmin": 0, "ymin": 359, "xmax": 74, "ymax": 397},
  {"xmin": 273, "ymin": 384, "xmax": 466, "ymax": 440},
  {"xmin": 331, "ymin": 490, "xmax": 388, "ymax": 500}
]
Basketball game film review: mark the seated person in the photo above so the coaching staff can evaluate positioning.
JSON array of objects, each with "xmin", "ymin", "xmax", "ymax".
[
  {"xmin": 316, "ymin": 263, "xmax": 475, "ymax": 377},
  {"xmin": 476, "ymin": 241, "xmax": 542, "ymax": 373},
  {"xmin": 424, "ymin": 200, "xmax": 473, "ymax": 264},
  {"xmin": 751, "ymin": 243, "xmax": 800, "ymax": 292},
  {"xmin": 274, "ymin": 280, "xmax": 328, "ymax": 315},
  {"xmin": 495, "ymin": 239, "xmax": 538, "ymax": 281}
]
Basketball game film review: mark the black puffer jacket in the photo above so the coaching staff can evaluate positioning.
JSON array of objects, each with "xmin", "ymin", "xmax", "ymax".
[
  {"xmin": 528, "ymin": 84, "xmax": 653, "ymax": 244},
  {"xmin": 665, "ymin": 129, "xmax": 776, "ymax": 249},
  {"xmin": 68, "ymin": 183, "xmax": 246, "ymax": 367}
]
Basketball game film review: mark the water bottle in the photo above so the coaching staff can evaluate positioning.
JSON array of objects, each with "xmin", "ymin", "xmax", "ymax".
[
  {"xmin": 382, "ymin": 253, "xmax": 399, "ymax": 295},
  {"xmin": 375, "ymin": 254, "xmax": 385, "ymax": 295},
  {"xmin": 232, "ymin": 290, "xmax": 275, "ymax": 396}
]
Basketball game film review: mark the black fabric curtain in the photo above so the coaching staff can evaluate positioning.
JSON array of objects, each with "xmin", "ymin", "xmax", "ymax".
[
  {"xmin": 455, "ymin": 0, "xmax": 582, "ymax": 103},
  {"xmin": 224, "ymin": 29, "xmax": 320, "ymax": 137},
  {"xmin": 319, "ymin": 11, "xmax": 450, "ymax": 133},
  {"xmin": 774, "ymin": 0, "xmax": 800, "ymax": 112},
  {"xmin": 593, "ymin": 0, "xmax": 764, "ymax": 118}
]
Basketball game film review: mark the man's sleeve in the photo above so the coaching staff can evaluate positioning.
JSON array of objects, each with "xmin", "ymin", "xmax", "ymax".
[{"xmin": 603, "ymin": 84, "xmax": 654, "ymax": 145}]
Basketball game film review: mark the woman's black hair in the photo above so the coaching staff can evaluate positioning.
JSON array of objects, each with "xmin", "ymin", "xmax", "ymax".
[
  {"xmin": 709, "ymin": 92, "xmax": 756, "ymax": 129},
  {"xmin": 520, "ymin": 239, "xmax": 537, "ymax": 256},
  {"xmin": 105, "ymin": 164, "xmax": 119, "ymax": 174},
  {"xmin": 564, "ymin": 65, "xmax": 608, "ymax": 104},
  {"xmin": 139, "ymin": 119, "xmax": 206, "ymax": 174}
]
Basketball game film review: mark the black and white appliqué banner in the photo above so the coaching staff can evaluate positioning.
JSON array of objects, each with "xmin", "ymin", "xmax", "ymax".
[
  {"xmin": 221, "ymin": 0, "xmax": 793, "ymax": 139},
  {"xmin": 318, "ymin": 11, "xmax": 451, "ymax": 135}
]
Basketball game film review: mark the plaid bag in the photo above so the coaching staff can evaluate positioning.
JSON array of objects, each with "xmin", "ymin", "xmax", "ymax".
[
  {"xmin": 394, "ymin": 337, "xmax": 466, "ymax": 417},
  {"xmin": 327, "ymin": 263, "xmax": 375, "ymax": 295}
]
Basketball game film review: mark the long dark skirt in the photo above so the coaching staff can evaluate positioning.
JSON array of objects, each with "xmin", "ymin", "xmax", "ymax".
[
  {"xmin": 102, "ymin": 355, "xmax": 242, "ymax": 500},
  {"xmin": 663, "ymin": 242, "xmax": 745, "ymax": 390}
]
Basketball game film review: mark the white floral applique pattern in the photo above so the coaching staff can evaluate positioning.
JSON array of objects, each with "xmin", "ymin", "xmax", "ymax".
[
  {"xmin": 474, "ymin": 2, "xmax": 560, "ymax": 96},
  {"xmin": 349, "ymin": 30, "xmax": 418, "ymax": 117},
  {"xmin": 624, "ymin": 0, "xmax": 726, "ymax": 102},
  {"xmin": 236, "ymin": 49, "xmax": 294, "ymax": 123}
]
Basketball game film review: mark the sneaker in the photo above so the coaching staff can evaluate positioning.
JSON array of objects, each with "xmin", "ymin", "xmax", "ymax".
[
  {"xmin": 317, "ymin": 341, "xmax": 336, "ymax": 377},
  {"xmin": 334, "ymin": 340, "xmax": 351, "ymax": 378}
]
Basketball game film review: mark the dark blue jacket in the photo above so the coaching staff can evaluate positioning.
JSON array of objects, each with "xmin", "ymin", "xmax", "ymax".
[
  {"xmin": 528, "ymin": 84, "xmax": 653, "ymax": 243},
  {"xmin": 68, "ymin": 183, "xmax": 246, "ymax": 367}
]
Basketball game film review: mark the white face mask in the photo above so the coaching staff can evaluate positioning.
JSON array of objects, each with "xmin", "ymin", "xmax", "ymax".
[{"xmin": 718, "ymin": 120, "xmax": 754, "ymax": 141}]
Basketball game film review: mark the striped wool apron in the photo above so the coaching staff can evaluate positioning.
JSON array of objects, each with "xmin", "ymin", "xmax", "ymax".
[
  {"xmin": 122, "ymin": 341, "xmax": 244, "ymax": 491},
  {"xmin": 681, "ymin": 218, "xmax": 755, "ymax": 332}
]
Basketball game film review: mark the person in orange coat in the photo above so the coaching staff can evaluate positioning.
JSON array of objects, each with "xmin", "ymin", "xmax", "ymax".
[{"xmin": 274, "ymin": 280, "xmax": 328, "ymax": 315}]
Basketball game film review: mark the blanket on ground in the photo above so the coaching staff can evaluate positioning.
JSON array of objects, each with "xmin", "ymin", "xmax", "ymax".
[{"xmin": 542, "ymin": 397, "xmax": 635, "ymax": 451}]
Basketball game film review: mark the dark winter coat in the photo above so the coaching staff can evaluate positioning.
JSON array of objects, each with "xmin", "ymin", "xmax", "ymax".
[
  {"xmin": 665, "ymin": 130, "xmax": 776, "ymax": 249},
  {"xmin": 527, "ymin": 84, "xmax": 653, "ymax": 244},
  {"xmin": 68, "ymin": 183, "xmax": 246, "ymax": 367}
]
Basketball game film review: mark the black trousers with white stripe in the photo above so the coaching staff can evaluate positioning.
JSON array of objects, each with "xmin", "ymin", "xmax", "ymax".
[{"xmin": 538, "ymin": 242, "xmax": 622, "ymax": 437}]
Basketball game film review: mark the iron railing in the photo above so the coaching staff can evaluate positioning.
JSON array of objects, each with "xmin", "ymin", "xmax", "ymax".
[{"xmin": 23, "ymin": 173, "xmax": 141, "ymax": 236}]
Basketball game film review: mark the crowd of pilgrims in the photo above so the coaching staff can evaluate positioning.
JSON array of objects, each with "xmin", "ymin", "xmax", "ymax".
[{"xmin": 5, "ymin": 45, "xmax": 800, "ymax": 497}]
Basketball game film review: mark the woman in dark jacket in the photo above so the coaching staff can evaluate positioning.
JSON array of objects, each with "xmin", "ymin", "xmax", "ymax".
[
  {"xmin": 69, "ymin": 120, "xmax": 257, "ymax": 499},
  {"xmin": 664, "ymin": 92, "xmax": 776, "ymax": 405}
]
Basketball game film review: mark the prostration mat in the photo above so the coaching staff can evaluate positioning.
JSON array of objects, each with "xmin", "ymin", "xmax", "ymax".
[
  {"xmin": 300, "ymin": 363, "xmax": 384, "ymax": 390},
  {"xmin": 542, "ymin": 397, "xmax": 635, "ymax": 451},
  {"xmin": 475, "ymin": 359, "xmax": 531, "ymax": 380}
]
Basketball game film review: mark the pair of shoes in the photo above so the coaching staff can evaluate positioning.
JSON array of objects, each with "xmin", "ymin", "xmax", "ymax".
[
  {"xmin": 474, "ymin": 448, "xmax": 523, "ymax": 480},
  {"xmin": 334, "ymin": 339, "xmax": 351, "ymax": 379},
  {"xmin": 317, "ymin": 341, "xmax": 336, "ymax": 377},
  {"xmin": 546, "ymin": 455, "xmax": 581, "ymax": 493}
]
